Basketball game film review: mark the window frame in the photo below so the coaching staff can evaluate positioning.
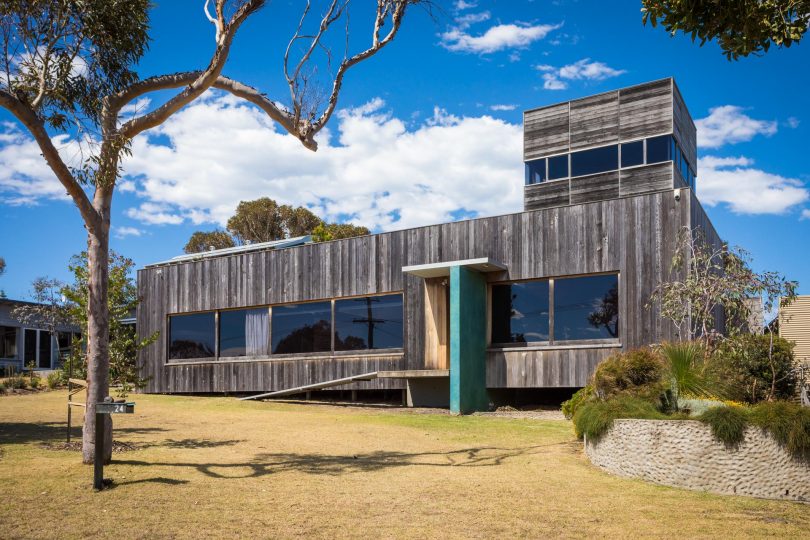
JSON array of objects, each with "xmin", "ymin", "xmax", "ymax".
[{"xmin": 488, "ymin": 272, "xmax": 621, "ymax": 349}]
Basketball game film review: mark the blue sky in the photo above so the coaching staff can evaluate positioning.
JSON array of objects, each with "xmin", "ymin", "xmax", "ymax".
[{"xmin": 1, "ymin": 0, "xmax": 808, "ymax": 300}]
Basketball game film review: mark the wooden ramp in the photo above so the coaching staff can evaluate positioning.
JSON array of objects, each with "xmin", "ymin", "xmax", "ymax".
[{"xmin": 239, "ymin": 372, "xmax": 380, "ymax": 401}]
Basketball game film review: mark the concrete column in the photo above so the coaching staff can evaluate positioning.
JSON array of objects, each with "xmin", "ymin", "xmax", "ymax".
[{"xmin": 449, "ymin": 265, "xmax": 489, "ymax": 414}]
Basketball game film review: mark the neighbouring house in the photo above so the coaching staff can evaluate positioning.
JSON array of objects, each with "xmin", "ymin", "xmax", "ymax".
[
  {"xmin": 136, "ymin": 78, "xmax": 723, "ymax": 413},
  {"xmin": 0, "ymin": 299, "xmax": 81, "ymax": 373},
  {"xmin": 779, "ymin": 295, "xmax": 810, "ymax": 366}
]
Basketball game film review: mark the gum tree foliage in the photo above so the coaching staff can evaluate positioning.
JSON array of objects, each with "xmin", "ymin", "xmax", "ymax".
[
  {"xmin": 0, "ymin": 257, "xmax": 6, "ymax": 298},
  {"xmin": 183, "ymin": 230, "xmax": 236, "ymax": 254},
  {"xmin": 184, "ymin": 197, "xmax": 370, "ymax": 252},
  {"xmin": 642, "ymin": 0, "xmax": 810, "ymax": 60},
  {"xmin": 0, "ymin": 0, "xmax": 421, "ymax": 463},
  {"xmin": 61, "ymin": 251, "xmax": 157, "ymax": 398}
]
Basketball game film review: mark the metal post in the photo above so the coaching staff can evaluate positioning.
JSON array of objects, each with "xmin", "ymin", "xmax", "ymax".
[
  {"xmin": 66, "ymin": 355, "xmax": 73, "ymax": 443},
  {"xmin": 93, "ymin": 412, "xmax": 104, "ymax": 490}
]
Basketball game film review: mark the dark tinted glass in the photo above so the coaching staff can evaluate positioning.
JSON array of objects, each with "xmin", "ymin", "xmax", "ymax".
[
  {"xmin": 525, "ymin": 159, "xmax": 546, "ymax": 185},
  {"xmin": 547, "ymin": 154, "xmax": 568, "ymax": 180},
  {"xmin": 169, "ymin": 312, "xmax": 216, "ymax": 359},
  {"xmin": 24, "ymin": 329, "xmax": 36, "ymax": 363},
  {"xmin": 220, "ymin": 308, "xmax": 269, "ymax": 357},
  {"xmin": 554, "ymin": 274, "xmax": 619, "ymax": 341},
  {"xmin": 491, "ymin": 281, "xmax": 550, "ymax": 343},
  {"xmin": 335, "ymin": 294, "xmax": 403, "ymax": 351},
  {"xmin": 646, "ymin": 135, "xmax": 671, "ymax": 164},
  {"xmin": 38, "ymin": 331, "xmax": 51, "ymax": 368},
  {"xmin": 621, "ymin": 141, "xmax": 644, "ymax": 167},
  {"xmin": 570, "ymin": 145, "xmax": 618, "ymax": 177},
  {"xmin": 272, "ymin": 301, "xmax": 332, "ymax": 354},
  {"xmin": 0, "ymin": 326, "xmax": 17, "ymax": 358}
]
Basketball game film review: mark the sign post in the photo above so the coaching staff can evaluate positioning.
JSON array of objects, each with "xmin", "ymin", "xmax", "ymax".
[{"xmin": 93, "ymin": 397, "xmax": 135, "ymax": 491}]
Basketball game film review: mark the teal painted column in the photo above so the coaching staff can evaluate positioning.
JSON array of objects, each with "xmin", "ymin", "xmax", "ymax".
[{"xmin": 449, "ymin": 265, "xmax": 489, "ymax": 414}]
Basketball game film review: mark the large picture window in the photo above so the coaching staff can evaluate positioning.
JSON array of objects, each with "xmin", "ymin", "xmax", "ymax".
[
  {"xmin": 219, "ymin": 308, "xmax": 269, "ymax": 357},
  {"xmin": 554, "ymin": 274, "xmax": 619, "ymax": 341},
  {"xmin": 169, "ymin": 312, "xmax": 216, "ymax": 359},
  {"xmin": 570, "ymin": 145, "xmax": 618, "ymax": 177},
  {"xmin": 490, "ymin": 274, "xmax": 619, "ymax": 346},
  {"xmin": 334, "ymin": 294, "xmax": 404, "ymax": 351},
  {"xmin": 272, "ymin": 301, "xmax": 332, "ymax": 354},
  {"xmin": 491, "ymin": 281, "xmax": 550, "ymax": 344},
  {"xmin": 0, "ymin": 326, "xmax": 17, "ymax": 359}
]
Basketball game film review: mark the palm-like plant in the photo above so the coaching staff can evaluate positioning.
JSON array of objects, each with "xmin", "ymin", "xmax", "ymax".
[{"xmin": 660, "ymin": 342, "xmax": 727, "ymax": 410}]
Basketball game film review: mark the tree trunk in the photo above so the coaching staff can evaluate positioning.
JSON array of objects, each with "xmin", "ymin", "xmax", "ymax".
[{"xmin": 81, "ymin": 211, "xmax": 112, "ymax": 464}]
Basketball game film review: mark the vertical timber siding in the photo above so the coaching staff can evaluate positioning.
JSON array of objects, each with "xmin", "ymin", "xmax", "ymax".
[{"xmin": 138, "ymin": 190, "xmax": 693, "ymax": 393}]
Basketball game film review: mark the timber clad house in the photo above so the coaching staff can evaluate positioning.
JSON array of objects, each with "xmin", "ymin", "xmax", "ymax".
[
  {"xmin": 136, "ymin": 78, "xmax": 722, "ymax": 413},
  {"xmin": 0, "ymin": 299, "xmax": 81, "ymax": 372}
]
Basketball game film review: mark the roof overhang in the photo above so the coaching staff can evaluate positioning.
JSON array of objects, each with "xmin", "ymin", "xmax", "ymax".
[{"xmin": 401, "ymin": 257, "xmax": 507, "ymax": 279}]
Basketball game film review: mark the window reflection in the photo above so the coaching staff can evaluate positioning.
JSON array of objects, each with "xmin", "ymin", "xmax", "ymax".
[
  {"xmin": 271, "ymin": 301, "xmax": 332, "ymax": 354},
  {"xmin": 554, "ymin": 274, "xmax": 619, "ymax": 341},
  {"xmin": 548, "ymin": 154, "xmax": 569, "ymax": 180},
  {"xmin": 169, "ymin": 312, "xmax": 215, "ymax": 359},
  {"xmin": 525, "ymin": 158, "xmax": 546, "ymax": 185},
  {"xmin": 620, "ymin": 141, "xmax": 643, "ymax": 168},
  {"xmin": 491, "ymin": 281, "xmax": 550, "ymax": 343},
  {"xmin": 220, "ymin": 308, "xmax": 269, "ymax": 357},
  {"xmin": 571, "ymin": 145, "xmax": 618, "ymax": 177},
  {"xmin": 334, "ymin": 294, "xmax": 403, "ymax": 351}
]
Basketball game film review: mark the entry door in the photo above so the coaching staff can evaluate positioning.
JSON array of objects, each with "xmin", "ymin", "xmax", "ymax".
[{"xmin": 423, "ymin": 278, "xmax": 450, "ymax": 369}]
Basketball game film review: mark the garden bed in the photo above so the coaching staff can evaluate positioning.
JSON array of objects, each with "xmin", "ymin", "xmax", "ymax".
[{"xmin": 585, "ymin": 419, "xmax": 810, "ymax": 502}]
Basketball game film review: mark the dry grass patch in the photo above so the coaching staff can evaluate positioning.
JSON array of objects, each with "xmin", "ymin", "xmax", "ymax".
[{"xmin": 1, "ymin": 391, "xmax": 808, "ymax": 539}]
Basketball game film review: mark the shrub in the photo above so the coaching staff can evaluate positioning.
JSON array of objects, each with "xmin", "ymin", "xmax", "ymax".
[
  {"xmin": 562, "ymin": 386, "xmax": 593, "ymax": 420},
  {"xmin": 8, "ymin": 374, "xmax": 27, "ymax": 389},
  {"xmin": 591, "ymin": 348, "xmax": 666, "ymax": 402},
  {"xmin": 46, "ymin": 372, "xmax": 62, "ymax": 390},
  {"xmin": 749, "ymin": 401, "xmax": 810, "ymax": 462},
  {"xmin": 710, "ymin": 334, "xmax": 796, "ymax": 403},
  {"xmin": 698, "ymin": 405, "xmax": 748, "ymax": 448},
  {"xmin": 28, "ymin": 376, "xmax": 40, "ymax": 389},
  {"xmin": 572, "ymin": 396, "xmax": 669, "ymax": 441}
]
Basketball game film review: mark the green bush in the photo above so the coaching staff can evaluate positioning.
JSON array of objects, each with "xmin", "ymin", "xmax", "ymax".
[
  {"xmin": 749, "ymin": 401, "xmax": 810, "ymax": 462},
  {"xmin": 46, "ymin": 372, "xmax": 62, "ymax": 389},
  {"xmin": 698, "ymin": 405, "xmax": 748, "ymax": 448},
  {"xmin": 572, "ymin": 396, "xmax": 669, "ymax": 441},
  {"xmin": 8, "ymin": 374, "xmax": 26, "ymax": 389},
  {"xmin": 710, "ymin": 334, "xmax": 796, "ymax": 403},
  {"xmin": 591, "ymin": 347, "xmax": 666, "ymax": 401},
  {"xmin": 28, "ymin": 376, "xmax": 40, "ymax": 389},
  {"xmin": 562, "ymin": 386, "xmax": 593, "ymax": 420}
]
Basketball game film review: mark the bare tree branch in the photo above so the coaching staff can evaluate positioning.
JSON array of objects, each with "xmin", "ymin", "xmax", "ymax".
[{"xmin": 0, "ymin": 88, "xmax": 99, "ymax": 231}]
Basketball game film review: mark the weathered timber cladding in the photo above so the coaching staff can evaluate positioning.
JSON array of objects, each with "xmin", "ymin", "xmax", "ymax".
[
  {"xmin": 524, "ymin": 102, "xmax": 569, "ymax": 159},
  {"xmin": 618, "ymin": 79, "xmax": 672, "ymax": 141},
  {"xmin": 620, "ymin": 162, "xmax": 674, "ymax": 197},
  {"xmin": 570, "ymin": 171, "xmax": 620, "ymax": 205},
  {"xmin": 524, "ymin": 179, "xmax": 570, "ymax": 210},
  {"xmin": 570, "ymin": 92, "xmax": 619, "ymax": 150},
  {"xmin": 672, "ymin": 81, "xmax": 697, "ymax": 167},
  {"xmin": 138, "ymin": 189, "xmax": 705, "ymax": 393}
]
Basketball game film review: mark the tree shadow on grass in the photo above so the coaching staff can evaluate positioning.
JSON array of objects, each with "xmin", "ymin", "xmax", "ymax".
[
  {"xmin": 115, "ymin": 441, "xmax": 570, "ymax": 480},
  {"xmin": 0, "ymin": 422, "xmax": 168, "ymax": 446}
]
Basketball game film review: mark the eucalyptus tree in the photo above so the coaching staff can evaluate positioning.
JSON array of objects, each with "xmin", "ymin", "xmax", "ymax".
[{"xmin": 0, "ymin": 0, "xmax": 420, "ymax": 463}]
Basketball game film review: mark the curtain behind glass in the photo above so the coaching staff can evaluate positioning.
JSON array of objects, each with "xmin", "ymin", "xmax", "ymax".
[{"xmin": 245, "ymin": 309, "xmax": 269, "ymax": 356}]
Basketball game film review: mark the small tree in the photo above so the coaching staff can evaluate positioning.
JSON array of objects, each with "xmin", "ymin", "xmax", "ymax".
[
  {"xmin": 62, "ymin": 251, "xmax": 157, "ymax": 398},
  {"xmin": 642, "ymin": 0, "xmax": 810, "ymax": 60},
  {"xmin": 311, "ymin": 222, "xmax": 371, "ymax": 242},
  {"xmin": 184, "ymin": 230, "xmax": 236, "ymax": 254}
]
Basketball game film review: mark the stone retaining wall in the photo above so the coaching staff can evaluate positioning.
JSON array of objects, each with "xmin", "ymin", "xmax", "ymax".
[{"xmin": 585, "ymin": 419, "xmax": 809, "ymax": 502}]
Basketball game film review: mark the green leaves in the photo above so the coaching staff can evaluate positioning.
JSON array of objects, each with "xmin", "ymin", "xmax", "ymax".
[{"xmin": 641, "ymin": 0, "xmax": 810, "ymax": 60}]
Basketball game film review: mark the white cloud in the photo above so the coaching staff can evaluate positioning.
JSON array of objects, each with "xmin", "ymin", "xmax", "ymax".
[
  {"xmin": 536, "ymin": 59, "xmax": 625, "ymax": 90},
  {"xmin": 786, "ymin": 116, "xmax": 800, "ymax": 129},
  {"xmin": 695, "ymin": 106, "xmax": 777, "ymax": 149},
  {"xmin": 801, "ymin": 209, "xmax": 810, "ymax": 220},
  {"xmin": 114, "ymin": 226, "xmax": 144, "ymax": 238},
  {"xmin": 102, "ymin": 92, "xmax": 523, "ymax": 232},
  {"xmin": 440, "ymin": 14, "xmax": 560, "ymax": 54},
  {"xmin": 490, "ymin": 104, "xmax": 517, "ymax": 111},
  {"xmin": 698, "ymin": 155, "xmax": 808, "ymax": 214},
  {"xmin": 455, "ymin": 0, "xmax": 476, "ymax": 9}
]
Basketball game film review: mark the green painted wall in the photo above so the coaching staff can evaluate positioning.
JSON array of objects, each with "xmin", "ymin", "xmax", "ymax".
[{"xmin": 449, "ymin": 265, "xmax": 489, "ymax": 414}]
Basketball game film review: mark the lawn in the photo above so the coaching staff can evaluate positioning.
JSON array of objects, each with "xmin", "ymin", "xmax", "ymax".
[{"xmin": 0, "ymin": 391, "xmax": 807, "ymax": 539}]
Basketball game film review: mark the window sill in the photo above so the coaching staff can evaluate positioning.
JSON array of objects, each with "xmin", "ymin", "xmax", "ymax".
[
  {"xmin": 487, "ymin": 341, "xmax": 621, "ymax": 353},
  {"xmin": 166, "ymin": 350, "xmax": 404, "ymax": 366}
]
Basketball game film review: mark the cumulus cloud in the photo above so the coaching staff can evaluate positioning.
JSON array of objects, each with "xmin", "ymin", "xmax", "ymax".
[
  {"xmin": 114, "ymin": 226, "xmax": 144, "ymax": 238},
  {"xmin": 698, "ymin": 155, "xmax": 808, "ymax": 214},
  {"xmin": 0, "ymin": 94, "xmax": 523, "ymax": 231},
  {"xmin": 490, "ymin": 104, "xmax": 517, "ymax": 111},
  {"xmin": 695, "ymin": 106, "xmax": 777, "ymax": 149},
  {"xmin": 536, "ymin": 59, "xmax": 625, "ymax": 90},
  {"xmin": 440, "ymin": 9, "xmax": 560, "ymax": 54}
]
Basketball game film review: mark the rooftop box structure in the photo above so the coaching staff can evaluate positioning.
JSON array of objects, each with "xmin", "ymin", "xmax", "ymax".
[{"xmin": 136, "ymin": 78, "xmax": 722, "ymax": 412}]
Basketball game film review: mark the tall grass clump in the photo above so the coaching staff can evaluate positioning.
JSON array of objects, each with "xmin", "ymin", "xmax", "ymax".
[
  {"xmin": 698, "ymin": 405, "xmax": 748, "ymax": 448},
  {"xmin": 573, "ymin": 396, "xmax": 668, "ymax": 441}
]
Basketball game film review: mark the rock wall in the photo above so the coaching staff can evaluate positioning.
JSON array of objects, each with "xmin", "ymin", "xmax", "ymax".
[{"xmin": 585, "ymin": 419, "xmax": 809, "ymax": 502}]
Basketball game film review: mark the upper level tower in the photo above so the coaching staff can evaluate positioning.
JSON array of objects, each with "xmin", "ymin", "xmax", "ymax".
[{"xmin": 523, "ymin": 78, "xmax": 697, "ymax": 211}]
